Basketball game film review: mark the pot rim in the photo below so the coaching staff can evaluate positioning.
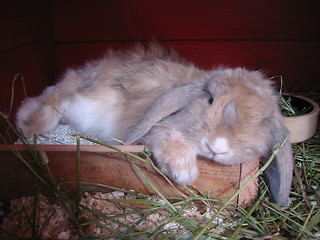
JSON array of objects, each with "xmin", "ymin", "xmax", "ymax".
[{"xmin": 282, "ymin": 94, "xmax": 319, "ymax": 120}]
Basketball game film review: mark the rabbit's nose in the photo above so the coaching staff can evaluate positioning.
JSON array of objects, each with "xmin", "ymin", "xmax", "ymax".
[
  {"xmin": 211, "ymin": 137, "xmax": 230, "ymax": 154},
  {"xmin": 207, "ymin": 137, "xmax": 234, "ymax": 162}
]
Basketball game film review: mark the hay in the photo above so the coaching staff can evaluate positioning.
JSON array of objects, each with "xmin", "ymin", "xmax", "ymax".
[
  {"xmin": 1, "ymin": 111, "xmax": 319, "ymax": 239},
  {"xmin": 0, "ymin": 191, "xmax": 237, "ymax": 239},
  {"xmin": 0, "ymin": 194, "xmax": 75, "ymax": 239}
]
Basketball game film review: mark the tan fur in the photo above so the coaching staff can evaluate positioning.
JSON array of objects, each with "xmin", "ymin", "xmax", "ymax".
[{"xmin": 16, "ymin": 43, "xmax": 293, "ymax": 207}]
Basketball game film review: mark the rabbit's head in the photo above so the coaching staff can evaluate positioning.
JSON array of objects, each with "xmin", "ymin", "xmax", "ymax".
[
  {"xmin": 202, "ymin": 69, "xmax": 293, "ymax": 208},
  {"xmin": 125, "ymin": 68, "xmax": 293, "ymax": 208},
  {"xmin": 195, "ymin": 68, "xmax": 282, "ymax": 164}
]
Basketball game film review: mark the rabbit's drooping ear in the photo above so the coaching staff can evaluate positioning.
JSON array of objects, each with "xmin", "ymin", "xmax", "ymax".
[
  {"xmin": 263, "ymin": 121, "xmax": 293, "ymax": 208},
  {"xmin": 124, "ymin": 81, "xmax": 205, "ymax": 144}
]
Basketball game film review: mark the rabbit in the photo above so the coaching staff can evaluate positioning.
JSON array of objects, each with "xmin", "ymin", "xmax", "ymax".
[
  {"xmin": 16, "ymin": 42, "xmax": 293, "ymax": 208},
  {"xmin": 16, "ymin": 43, "xmax": 207, "ymax": 141}
]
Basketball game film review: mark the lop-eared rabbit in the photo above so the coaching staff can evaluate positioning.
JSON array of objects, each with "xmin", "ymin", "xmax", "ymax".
[{"xmin": 16, "ymin": 43, "xmax": 293, "ymax": 207}]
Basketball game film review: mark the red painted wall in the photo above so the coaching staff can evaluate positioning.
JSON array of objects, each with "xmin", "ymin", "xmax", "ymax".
[
  {"xmin": 52, "ymin": 0, "xmax": 320, "ymax": 92},
  {"xmin": 0, "ymin": 1, "xmax": 56, "ymax": 135},
  {"xmin": 1, "ymin": 0, "xmax": 320, "ymax": 135}
]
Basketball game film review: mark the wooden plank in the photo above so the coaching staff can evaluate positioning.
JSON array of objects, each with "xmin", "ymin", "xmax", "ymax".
[
  {"xmin": 238, "ymin": 159, "xmax": 259, "ymax": 207},
  {"xmin": 0, "ymin": 144, "xmax": 259, "ymax": 206},
  {"xmin": 0, "ymin": 0, "xmax": 53, "ymax": 52},
  {"xmin": 52, "ymin": 0, "xmax": 320, "ymax": 42},
  {"xmin": 55, "ymin": 41, "xmax": 320, "ymax": 92},
  {"xmin": 0, "ymin": 38, "xmax": 57, "ymax": 128}
]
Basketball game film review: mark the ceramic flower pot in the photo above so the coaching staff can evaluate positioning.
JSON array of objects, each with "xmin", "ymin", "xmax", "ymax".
[{"xmin": 283, "ymin": 95, "xmax": 319, "ymax": 143}]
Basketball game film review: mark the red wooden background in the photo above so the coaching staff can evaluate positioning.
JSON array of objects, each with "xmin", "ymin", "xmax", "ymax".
[
  {"xmin": 52, "ymin": 0, "xmax": 320, "ymax": 92},
  {"xmin": 1, "ymin": 0, "xmax": 320, "ymax": 134},
  {"xmin": 0, "ymin": 0, "xmax": 56, "ymax": 136}
]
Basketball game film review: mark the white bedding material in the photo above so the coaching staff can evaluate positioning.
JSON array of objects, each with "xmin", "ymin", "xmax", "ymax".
[{"xmin": 15, "ymin": 124, "xmax": 97, "ymax": 145}]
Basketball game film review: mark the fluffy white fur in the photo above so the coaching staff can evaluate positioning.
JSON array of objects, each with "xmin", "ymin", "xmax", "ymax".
[
  {"xmin": 209, "ymin": 137, "xmax": 234, "ymax": 164},
  {"xmin": 16, "ymin": 43, "xmax": 293, "ymax": 207}
]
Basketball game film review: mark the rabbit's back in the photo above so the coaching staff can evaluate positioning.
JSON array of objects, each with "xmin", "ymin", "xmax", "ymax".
[{"xmin": 16, "ymin": 43, "xmax": 205, "ymax": 142}]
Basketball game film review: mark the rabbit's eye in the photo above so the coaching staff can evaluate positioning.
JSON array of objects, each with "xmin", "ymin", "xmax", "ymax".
[
  {"xmin": 208, "ymin": 96, "xmax": 214, "ymax": 105},
  {"xmin": 203, "ymin": 88, "xmax": 214, "ymax": 104}
]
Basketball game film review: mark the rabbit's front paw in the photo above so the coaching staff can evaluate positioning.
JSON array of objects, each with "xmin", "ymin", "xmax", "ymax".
[
  {"xmin": 160, "ymin": 155, "xmax": 199, "ymax": 185},
  {"xmin": 150, "ymin": 131, "xmax": 199, "ymax": 185}
]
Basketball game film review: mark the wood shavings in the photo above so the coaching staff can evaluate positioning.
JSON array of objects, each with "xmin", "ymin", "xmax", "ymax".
[
  {"xmin": 0, "ymin": 191, "xmax": 237, "ymax": 239},
  {"xmin": 0, "ymin": 194, "xmax": 77, "ymax": 239}
]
